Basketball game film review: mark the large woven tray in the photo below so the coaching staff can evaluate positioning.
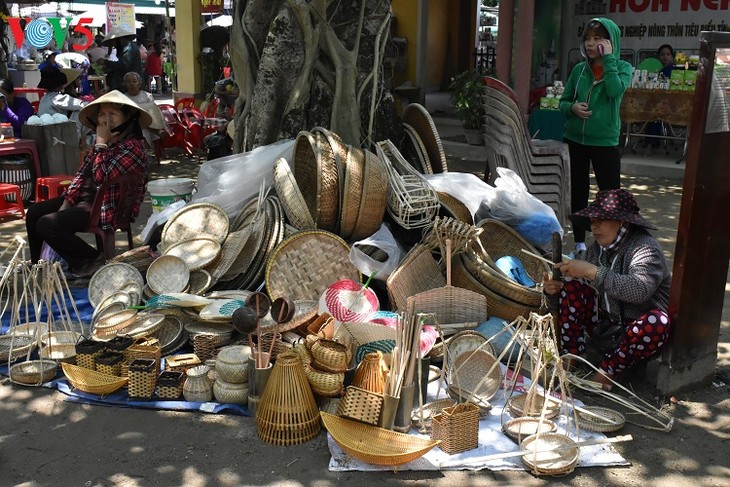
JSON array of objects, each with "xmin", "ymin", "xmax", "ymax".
[
  {"xmin": 161, "ymin": 202, "xmax": 229, "ymax": 246},
  {"xmin": 163, "ymin": 238, "xmax": 221, "ymax": 271},
  {"xmin": 265, "ymin": 230, "xmax": 360, "ymax": 302},
  {"xmin": 61, "ymin": 362, "xmax": 128, "ymax": 396},
  {"xmin": 88, "ymin": 262, "xmax": 145, "ymax": 308},
  {"xmin": 320, "ymin": 412, "xmax": 440, "ymax": 466}
]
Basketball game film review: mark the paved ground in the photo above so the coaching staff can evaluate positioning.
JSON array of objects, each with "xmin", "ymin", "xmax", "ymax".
[{"xmin": 0, "ymin": 103, "xmax": 728, "ymax": 486}]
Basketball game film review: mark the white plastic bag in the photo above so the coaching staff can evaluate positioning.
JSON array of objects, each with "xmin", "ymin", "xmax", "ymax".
[
  {"xmin": 349, "ymin": 224, "xmax": 404, "ymax": 281},
  {"xmin": 192, "ymin": 139, "xmax": 295, "ymax": 216},
  {"xmin": 478, "ymin": 168, "xmax": 562, "ymax": 249},
  {"xmin": 423, "ymin": 172, "xmax": 497, "ymax": 218}
]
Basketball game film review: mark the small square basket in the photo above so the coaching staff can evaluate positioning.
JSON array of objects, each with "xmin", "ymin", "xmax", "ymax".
[
  {"xmin": 336, "ymin": 385, "xmax": 384, "ymax": 426},
  {"xmin": 128, "ymin": 358, "xmax": 157, "ymax": 401},
  {"xmin": 156, "ymin": 370, "xmax": 185, "ymax": 400},
  {"xmin": 431, "ymin": 402, "xmax": 480, "ymax": 454},
  {"xmin": 95, "ymin": 351, "xmax": 124, "ymax": 377}
]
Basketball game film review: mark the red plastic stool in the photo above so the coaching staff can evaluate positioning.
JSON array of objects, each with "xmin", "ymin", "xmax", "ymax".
[
  {"xmin": 35, "ymin": 176, "xmax": 73, "ymax": 202},
  {"xmin": 0, "ymin": 183, "xmax": 25, "ymax": 218}
]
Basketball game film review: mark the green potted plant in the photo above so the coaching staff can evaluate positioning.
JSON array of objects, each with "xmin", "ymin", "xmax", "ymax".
[{"xmin": 449, "ymin": 69, "xmax": 485, "ymax": 145}]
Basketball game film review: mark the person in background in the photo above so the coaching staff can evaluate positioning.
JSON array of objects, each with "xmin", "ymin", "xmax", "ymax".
[
  {"xmin": 543, "ymin": 189, "xmax": 671, "ymax": 391},
  {"xmin": 37, "ymin": 69, "xmax": 89, "ymax": 138},
  {"xmin": 25, "ymin": 90, "xmax": 151, "ymax": 278},
  {"xmin": 98, "ymin": 27, "xmax": 143, "ymax": 92},
  {"xmin": 657, "ymin": 44, "xmax": 674, "ymax": 79},
  {"xmin": 39, "ymin": 50, "xmax": 62, "ymax": 71},
  {"xmin": 144, "ymin": 43, "xmax": 163, "ymax": 93},
  {"xmin": 122, "ymin": 71, "xmax": 163, "ymax": 150},
  {"xmin": 559, "ymin": 17, "xmax": 632, "ymax": 256},
  {"xmin": 86, "ymin": 35, "xmax": 108, "ymax": 64},
  {"xmin": 0, "ymin": 78, "xmax": 35, "ymax": 138}
]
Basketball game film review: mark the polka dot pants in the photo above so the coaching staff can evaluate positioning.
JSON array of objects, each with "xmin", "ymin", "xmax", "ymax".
[{"xmin": 558, "ymin": 279, "xmax": 670, "ymax": 376}]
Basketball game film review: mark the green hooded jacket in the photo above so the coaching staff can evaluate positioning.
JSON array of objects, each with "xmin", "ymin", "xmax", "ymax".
[{"xmin": 559, "ymin": 18, "xmax": 633, "ymax": 146}]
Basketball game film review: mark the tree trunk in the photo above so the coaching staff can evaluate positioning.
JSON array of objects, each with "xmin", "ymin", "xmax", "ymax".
[{"xmin": 229, "ymin": 0, "xmax": 401, "ymax": 153}]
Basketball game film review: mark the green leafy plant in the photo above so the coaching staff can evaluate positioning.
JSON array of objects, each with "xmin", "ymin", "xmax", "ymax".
[{"xmin": 448, "ymin": 69, "xmax": 485, "ymax": 130}]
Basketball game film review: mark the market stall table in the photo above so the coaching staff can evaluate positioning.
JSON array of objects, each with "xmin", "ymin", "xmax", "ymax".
[{"xmin": 620, "ymin": 88, "xmax": 695, "ymax": 163}]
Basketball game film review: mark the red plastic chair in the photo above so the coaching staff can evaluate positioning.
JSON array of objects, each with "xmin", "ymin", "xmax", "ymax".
[
  {"xmin": 82, "ymin": 173, "xmax": 146, "ymax": 259},
  {"xmin": 175, "ymin": 97, "xmax": 196, "ymax": 112},
  {"xmin": 154, "ymin": 104, "xmax": 189, "ymax": 160},
  {"xmin": 180, "ymin": 107, "xmax": 209, "ymax": 160},
  {"xmin": 202, "ymin": 97, "xmax": 220, "ymax": 118}
]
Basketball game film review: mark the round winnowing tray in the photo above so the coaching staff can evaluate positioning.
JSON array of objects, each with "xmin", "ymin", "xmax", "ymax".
[
  {"xmin": 146, "ymin": 255, "xmax": 190, "ymax": 295},
  {"xmin": 92, "ymin": 291, "xmax": 134, "ymax": 320},
  {"xmin": 152, "ymin": 315, "xmax": 185, "ymax": 353},
  {"xmin": 273, "ymin": 157, "xmax": 316, "ymax": 231},
  {"xmin": 507, "ymin": 393, "xmax": 561, "ymax": 420},
  {"xmin": 403, "ymin": 103, "xmax": 448, "ymax": 173},
  {"xmin": 402, "ymin": 123, "xmax": 432, "ymax": 175},
  {"xmin": 161, "ymin": 202, "xmax": 230, "ymax": 246},
  {"xmin": 236, "ymin": 197, "xmax": 279, "ymax": 290},
  {"xmin": 339, "ymin": 146, "xmax": 365, "ymax": 240},
  {"xmin": 163, "ymin": 238, "xmax": 221, "ymax": 271},
  {"xmin": 119, "ymin": 313, "xmax": 166, "ymax": 338},
  {"xmin": 88, "ymin": 263, "xmax": 145, "ymax": 308},
  {"xmin": 446, "ymin": 349, "xmax": 502, "ymax": 404},
  {"xmin": 188, "ymin": 269, "xmax": 213, "ymax": 295},
  {"xmin": 350, "ymin": 150, "xmax": 389, "ymax": 241},
  {"xmin": 445, "ymin": 330, "xmax": 496, "ymax": 367},
  {"xmin": 265, "ymin": 230, "xmax": 361, "ymax": 302},
  {"xmin": 502, "ymin": 417, "xmax": 558, "ymax": 443},
  {"xmin": 576, "ymin": 406, "xmax": 626, "ymax": 433},
  {"xmin": 520, "ymin": 433, "xmax": 579, "ymax": 476},
  {"xmin": 92, "ymin": 309, "xmax": 138, "ymax": 341},
  {"xmin": 245, "ymin": 196, "xmax": 285, "ymax": 290}
]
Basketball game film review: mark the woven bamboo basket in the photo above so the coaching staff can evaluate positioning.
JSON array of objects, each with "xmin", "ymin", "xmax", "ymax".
[
  {"xmin": 403, "ymin": 103, "xmax": 449, "ymax": 173},
  {"xmin": 320, "ymin": 412, "xmax": 441, "ymax": 466},
  {"xmin": 104, "ymin": 335, "xmax": 134, "ymax": 352},
  {"xmin": 437, "ymin": 192, "xmax": 473, "ymax": 224},
  {"xmin": 291, "ymin": 342, "xmax": 313, "ymax": 365},
  {"xmin": 0, "ymin": 335, "xmax": 35, "ymax": 362},
  {"xmin": 122, "ymin": 337, "xmax": 161, "ymax": 379},
  {"xmin": 192, "ymin": 333, "xmax": 217, "ymax": 362},
  {"xmin": 502, "ymin": 417, "xmax": 558, "ymax": 443},
  {"xmin": 9, "ymin": 359, "xmax": 58, "ymax": 385},
  {"xmin": 156, "ymin": 370, "xmax": 185, "ymax": 399},
  {"xmin": 386, "ymin": 244, "xmax": 446, "ymax": 312},
  {"xmin": 376, "ymin": 140, "xmax": 440, "ymax": 229},
  {"xmin": 451, "ymin": 255, "xmax": 538, "ymax": 321},
  {"xmin": 350, "ymin": 150, "xmax": 389, "ymax": 241},
  {"xmin": 310, "ymin": 338, "xmax": 352, "ymax": 373},
  {"xmin": 303, "ymin": 362, "xmax": 344, "ymax": 397},
  {"xmin": 61, "ymin": 362, "xmax": 128, "ymax": 396},
  {"xmin": 110, "ymin": 245, "xmax": 157, "ymax": 275},
  {"xmin": 337, "ymin": 385, "xmax": 384, "ymax": 425},
  {"xmin": 164, "ymin": 353, "xmax": 201, "ymax": 372},
  {"xmin": 473, "ymin": 219, "xmax": 550, "ymax": 286},
  {"xmin": 75, "ymin": 338, "xmax": 105, "ymax": 370},
  {"xmin": 95, "ymin": 351, "xmax": 124, "ymax": 377},
  {"xmin": 338, "ymin": 146, "xmax": 365, "ymax": 240},
  {"xmin": 292, "ymin": 131, "xmax": 338, "ymax": 232},
  {"xmin": 312, "ymin": 130, "xmax": 341, "ymax": 232},
  {"xmin": 351, "ymin": 351, "xmax": 388, "ymax": 394},
  {"xmin": 576, "ymin": 406, "xmax": 626, "ymax": 433},
  {"xmin": 507, "ymin": 393, "xmax": 560, "ymax": 420},
  {"xmin": 256, "ymin": 351, "xmax": 321, "ymax": 446},
  {"xmin": 273, "ymin": 157, "xmax": 316, "ymax": 231},
  {"xmin": 431, "ymin": 402, "xmax": 480, "ymax": 454},
  {"xmin": 128, "ymin": 358, "xmax": 157, "ymax": 400},
  {"xmin": 462, "ymin": 248, "xmax": 543, "ymax": 308},
  {"xmin": 411, "ymin": 398, "xmax": 457, "ymax": 432},
  {"xmin": 520, "ymin": 433, "xmax": 579, "ymax": 476}
]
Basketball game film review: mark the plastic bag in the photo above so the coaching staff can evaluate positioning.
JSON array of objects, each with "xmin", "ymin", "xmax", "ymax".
[
  {"xmin": 192, "ymin": 139, "xmax": 295, "ymax": 216},
  {"xmin": 423, "ymin": 172, "xmax": 496, "ymax": 218},
  {"xmin": 476, "ymin": 167, "xmax": 562, "ymax": 249},
  {"xmin": 349, "ymin": 223, "xmax": 405, "ymax": 281}
]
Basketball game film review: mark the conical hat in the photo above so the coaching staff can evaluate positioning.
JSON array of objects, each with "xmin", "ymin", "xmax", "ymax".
[
  {"xmin": 79, "ymin": 90, "xmax": 153, "ymax": 130},
  {"xmin": 102, "ymin": 26, "xmax": 136, "ymax": 45}
]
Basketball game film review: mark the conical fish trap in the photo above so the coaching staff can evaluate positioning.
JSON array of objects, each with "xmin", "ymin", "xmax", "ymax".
[
  {"xmin": 352, "ymin": 351, "xmax": 388, "ymax": 394},
  {"xmin": 256, "ymin": 351, "xmax": 321, "ymax": 446}
]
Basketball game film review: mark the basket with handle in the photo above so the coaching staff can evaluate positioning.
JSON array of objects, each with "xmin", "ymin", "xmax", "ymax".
[
  {"xmin": 303, "ymin": 362, "xmax": 344, "ymax": 397},
  {"xmin": 75, "ymin": 338, "xmax": 105, "ymax": 370},
  {"xmin": 386, "ymin": 243, "xmax": 446, "ymax": 312},
  {"xmin": 128, "ymin": 358, "xmax": 157, "ymax": 400},
  {"xmin": 122, "ymin": 337, "xmax": 161, "ymax": 379},
  {"xmin": 336, "ymin": 385, "xmax": 384, "ymax": 426},
  {"xmin": 430, "ymin": 402, "xmax": 480, "ymax": 454}
]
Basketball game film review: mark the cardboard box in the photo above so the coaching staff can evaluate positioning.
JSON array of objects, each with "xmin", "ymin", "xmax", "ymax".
[
  {"xmin": 683, "ymin": 70, "xmax": 697, "ymax": 91},
  {"xmin": 540, "ymin": 97, "xmax": 550, "ymax": 109}
]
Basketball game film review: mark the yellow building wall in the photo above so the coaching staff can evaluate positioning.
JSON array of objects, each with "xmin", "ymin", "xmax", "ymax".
[{"xmin": 174, "ymin": 0, "xmax": 202, "ymax": 99}]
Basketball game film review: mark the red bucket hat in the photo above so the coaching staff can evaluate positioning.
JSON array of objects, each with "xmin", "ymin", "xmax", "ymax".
[{"xmin": 571, "ymin": 189, "xmax": 656, "ymax": 230}]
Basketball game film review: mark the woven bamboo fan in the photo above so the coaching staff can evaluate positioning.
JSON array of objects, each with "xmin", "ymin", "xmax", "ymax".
[
  {"xmin": 320, "ymin": 412, "xmax": 440, "ymax": 466},
  {"xmin": 256, "ymin": 351, "xmax": 321, "ymax": 446},
  {"xmin": 406, "ymin": 239, "xmax": 487, "ymax": 331},
  {"xmin": 376, "ymin": 139, "xmax": 440, "ymax": 229},
  {"xmin": 265, "ymin": 230, "xmax": 360, "ymax": 302},
  {"xmin": 403, "ymin": 103, "xmax": 448, "ymax": 173}
]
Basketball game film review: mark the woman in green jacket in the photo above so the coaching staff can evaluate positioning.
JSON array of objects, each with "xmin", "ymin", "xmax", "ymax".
[{"xmin": 559, "ymin": 17, "xmax": 633, "ymax": 255}]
